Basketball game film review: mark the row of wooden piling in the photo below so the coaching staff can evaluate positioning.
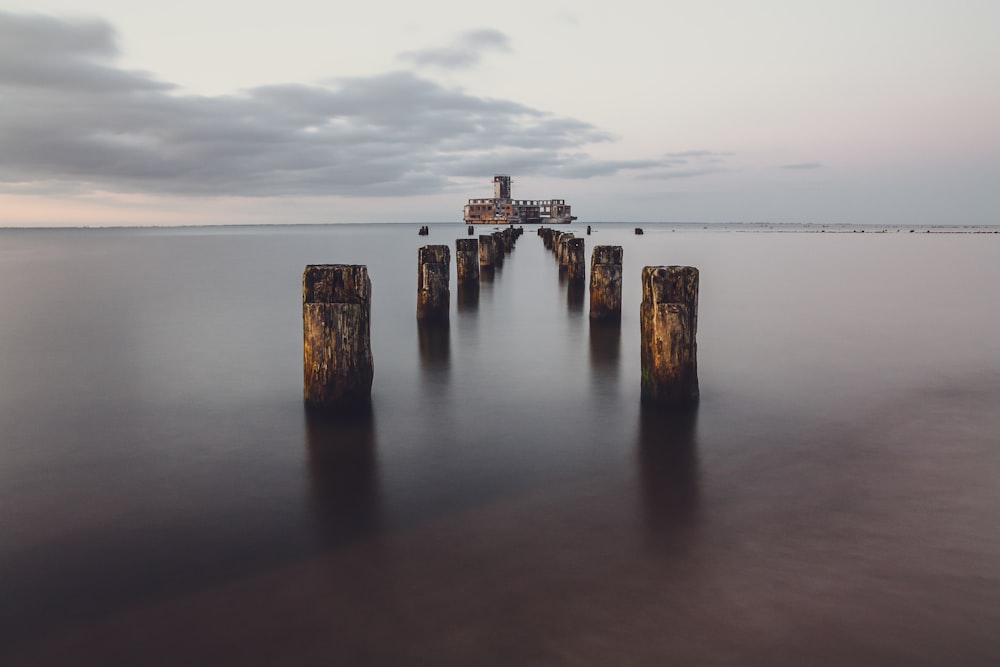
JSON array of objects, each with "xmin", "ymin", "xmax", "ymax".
[
  {"xmin": 304, "ymin": 225, "xmax": 697, "ymax": 412},
  {"xmin": 416, "ymin": 226, "xmax": 524, "ymax": 321},
  {"xmin": 537, "ymin": 226, "xmax": 698, "ymax": 403},
  {"xmin": 537, "ymin": 227, "xmax": 623, "ymax": 322}
]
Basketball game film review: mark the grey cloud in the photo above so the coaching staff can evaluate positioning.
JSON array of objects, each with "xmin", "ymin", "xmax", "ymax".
[
  {"xmin": 398, "ymin": 28, "xmax": 511, "ymax": 70},
  {"xmin": 0, "ymin": 11, "xmax": 116, "ymax": 58},
  {"xmin": 782, "ymin": 162, "xmax": 826, "ymax": 170},
  {"xmin": 0, "ymin": 11, "xmax": 171, "ymax": 93},
  {"xmin": 0, "ymin": 13, "xmax": 683, "ymax": 199}
]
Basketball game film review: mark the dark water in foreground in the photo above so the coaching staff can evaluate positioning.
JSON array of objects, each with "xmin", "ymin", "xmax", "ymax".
[{"xmin": 1, "ymin": 223, "xmax": 999, "ymax": 665}]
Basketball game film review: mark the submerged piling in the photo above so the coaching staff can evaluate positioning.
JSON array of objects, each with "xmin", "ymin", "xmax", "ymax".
[
  {"xmin": 590, "ymin": 245, "xmax": 623, "ymax": 321},
  {"xmin": 417, "ymin": 245, "xmax": 450, "ymax": 321},
  {"xmin": 640, "ymin": 266, "xmax": 699, "ymax": 406},
  {"xmin": 302, "ymin": 264, "xmax": 374, "ymax": 408},
  {"xmin": 455, "ymin": 238, "xmax": 480, "ymax": 284}
]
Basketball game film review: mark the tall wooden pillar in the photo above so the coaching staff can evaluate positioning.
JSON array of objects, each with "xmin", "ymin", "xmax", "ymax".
[
  {"xmin": 303, "ymin": 264, "xmax": 374, "ymax": 408},
  {"xmin": 455, "ymin": 238, "xmax": 480, "ymax": 283},
  {"xmin": 417, "ymin": 245, "xmax": 450, "ymax": 321},
  {"xmin": 566, "ymin": 238, "xmax": 586, "ymax": 282},
  {"xmin": 640, "ymin": 266, "xmax": 699, "ymax": 406},
  {"xmin": 590, "ymin": 245, "xmax": 623, "ymax": 321}
]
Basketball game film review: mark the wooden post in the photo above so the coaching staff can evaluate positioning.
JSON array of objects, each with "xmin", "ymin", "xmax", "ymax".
[
  {"xmin": 589, "ymin": 245, "xmax": 623, "ymax": 321},
  {"xmin": 640, "ymin": 266, "xmax": 699, "ymax": 406},
  {"xmin": 417, "ymin": 245, "xmax": 450, "ymax": 321},
  {"xmin": 478, "ymin": 234, "xmax": 496, "ymax": 273},
  {"xmin": 566, "ymin": 237, "xmax": 586, "ymax": 282},
  {"xmin": 557, "ymin": 233, "xmax": 575, "ymax": 267},
  {"xmin": 467, "ymin": 225, "xmax": 474, "ymax": 235},
  {"xmin": 492, "ymin": 232, "xmax": 505, "ymax": 267},
  {"xmin": 455, "ymin": 238, "xmax": 480, "ymax": 284},
  {"xmin": 547, "ymin": 229, "xmax": 559, "ymax": 251},
  {"xmin": 302, "ymin": 264, "xmax": 373, "ymax": 408}
]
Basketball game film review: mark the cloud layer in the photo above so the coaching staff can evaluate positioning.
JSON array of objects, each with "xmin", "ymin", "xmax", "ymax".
[
  {"xmin": 0, "ymin": 12, "xmax": 697, "ymax": 199},
  {"xmin": 398, "ymin": 29, "xmax": 511, "ymax": 70}
]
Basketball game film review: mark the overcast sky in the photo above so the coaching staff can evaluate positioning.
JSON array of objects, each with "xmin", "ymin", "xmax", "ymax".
[{"xmin": 1, "ymin": 1, "xmax": 998, "ymax": 226}]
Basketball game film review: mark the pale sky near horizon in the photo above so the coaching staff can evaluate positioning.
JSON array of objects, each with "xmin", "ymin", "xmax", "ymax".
[{"xmin": 1, "ymin": 1, "xmax": 998, "ymax": 226}]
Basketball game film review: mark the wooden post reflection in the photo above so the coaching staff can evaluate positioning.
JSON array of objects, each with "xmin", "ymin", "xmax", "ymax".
[
  {"xmin": 305, "ymin": 405, "xmax": 381, "ymax": 546},
  {"xmin": 637, "ymin": 405, "xmax": 700, "ymax": 552}
]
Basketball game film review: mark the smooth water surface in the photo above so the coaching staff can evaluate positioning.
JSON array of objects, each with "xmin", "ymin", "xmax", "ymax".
[{"xmin": 1, "ymin": 224, "xmax": 999, "ymax": 665}]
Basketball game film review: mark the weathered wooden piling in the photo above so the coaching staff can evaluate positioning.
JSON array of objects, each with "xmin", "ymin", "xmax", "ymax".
[
  {"xmin": 417, "ymin": 245, "xmax": 450, "ymax": 321},
  {"xmin": 455, "ymin": 238, "xmax": 480, "ymax": 283},
  {"xmin": 566, "ymin": 237, "xmax": 586, "ymax": 282},
  {"xmin": 302, "ymin": 264, "xmax": 374, "ymax": 408},
  {"xmin": 478, "ymin": 234, "xmax": 496, "ymax": 272},
  {"xmin": 587, "ymin": 225, "xmax": 592, "ymax": 235},
  {"xmin": 502, "ymin": 228, "xmax": 514, "ymax": 253},
  {"xmin": 492, "ymin": 232, "xmax": 505, "ymax": 267},
  {"xmin": 546, "ymin": 228, "xmax": 558, "ymax": 251},
  {"xmin": 467, "ymin": 225, "xmax": 474, "ymax": 235},
  {"xmin": 640, "ymin": 266, "xmax": 699, "ymax": 406},
  {"xmin": 557, "ymin": 233, "xmax": 575, "ymax": 267},
  {"xmin": 589, "ymin": 245, "xmax": 623, "ymax": 321}
]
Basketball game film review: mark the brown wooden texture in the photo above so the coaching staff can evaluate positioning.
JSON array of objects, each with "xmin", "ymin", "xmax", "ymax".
[
  {"xmin": 492, "ymin": 232, "xmax": 505, "ymax": 267},
  {"xmin": 640, "ymin": 266, "xmax": 699, "ymax": 406},
  {"xmin": 417, "ymin": 245, "xmax": 450, "ymax": 321},
  {"xmin": 478, "ymin": 235, "xmax": 495, "ymax": 271},
  {"xmin": 589, "ymin": 245, "xmax": 623, "ymax": 320},
  {"xmin": 557, "ymin": 233, "xmax": 574, "ymax": 266},
  {"xmin": 566, "ymin": 237, "xmax": 586, "ymax": 282},
  {"xmin": 455, "ymin": 238, "xmax": 480, "ymax": 284},
  {"xmin": 302, "ymin": 264, "xmax": 374, "ymax": 408}
]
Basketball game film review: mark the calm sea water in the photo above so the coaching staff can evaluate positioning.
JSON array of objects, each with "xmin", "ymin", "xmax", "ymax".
[{"xmin": 1, "ymin": 223, "xmax": 999, "ymax": 665}]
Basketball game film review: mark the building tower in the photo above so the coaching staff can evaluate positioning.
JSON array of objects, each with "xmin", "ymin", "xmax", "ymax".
[{"xmin": 493, "ymin": 175, "xmax": 512, "ymax": 200}]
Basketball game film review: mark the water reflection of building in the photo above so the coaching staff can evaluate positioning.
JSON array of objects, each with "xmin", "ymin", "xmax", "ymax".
[
  {"xmin": 464, "ymin": 175, "xmax": 577, "ymax": 225},
  {"xmin": 305, "ymin": 406, "xmax": 381, "ymax": 547}
]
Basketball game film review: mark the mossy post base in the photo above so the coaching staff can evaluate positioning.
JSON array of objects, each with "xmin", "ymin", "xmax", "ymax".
[
  {"xmin": 590, "ymin": 245, "xmax": 623, "ymax": 321},
  {"xmin": 417, "ymin": 245, "xmax": 450, "ymax": 321},
  {"xmin": 303, "ymin": 264, "xmax": 374, "ymax": 408},
  {"xmin": 640, "ymin": 266, "xmax": 699, "ymax": 406}
]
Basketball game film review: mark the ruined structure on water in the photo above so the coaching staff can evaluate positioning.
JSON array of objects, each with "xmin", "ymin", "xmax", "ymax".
[{"xmin": 464, "ymin": 175, "xmax": 577, "ymax": 225}]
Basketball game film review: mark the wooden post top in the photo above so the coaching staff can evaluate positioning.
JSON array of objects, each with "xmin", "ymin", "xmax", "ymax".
[
  {"xmin": 303, "ymin": 264, "xmax": 371, "ymax": 304},
  {"xmin": 592, "ymin": 245, "xmax": 623, "ymax": 264},
  {"xmin": 419, "ymin": 245, "xmax": 450, "ymax": 264},
  {"xmin": 641, "ymin": 266, "xmax": 699, "ymax": 306}
]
